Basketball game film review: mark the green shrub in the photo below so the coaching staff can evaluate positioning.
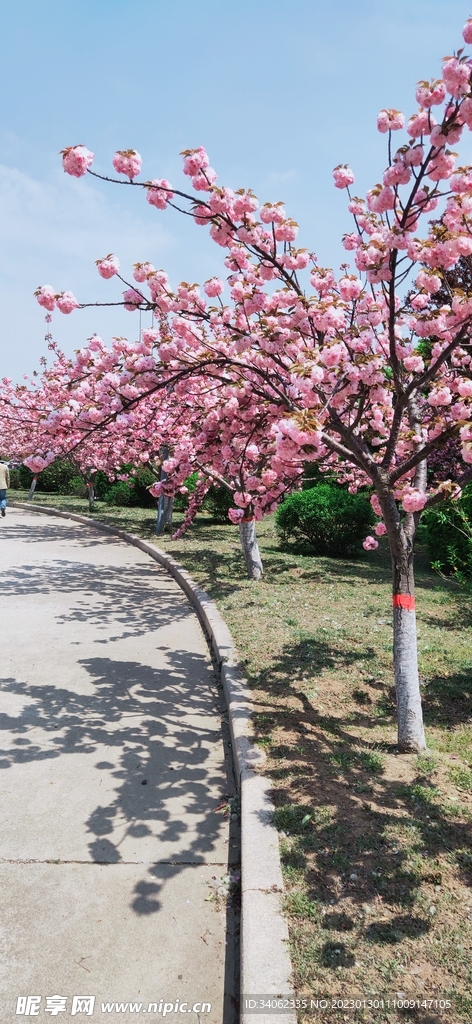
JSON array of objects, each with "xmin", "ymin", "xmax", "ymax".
[
  {"xmin": 204, "ymin": 483, "xmax": 233, "ymax": 521},
  {"xmin": 91, "ymin": 471, "xmax": 111, "ymax": 500},
  {"xmin": 422, "ymin": 484, "xmax": 472, "ymax": 581},
  {"xmin": 9, "ymin": 469, "xmax": 21, "ymax": 489},
  {"xmin": 104, "ymin": 482, "xmax": 133, "ymax": 506},
  {"xmin": 36, "ymin": 460, "xmax": 80, "ymax": 494},
  {"xmin": 275, "ymin": 483, "xmax": 375, "ymax": 557},
  {"xmin": 19, "ymin": 464, "xmax": 34, "ymax": 489},
  {"xmin": 129, "ymin": 467, "xmax": 158, "ymax": 507},
  {"xmin": 93, "ymin": 467, "xmax": 156, "ymax": 507},
  {"xmin": 67, "ymin": 476, "xmax": 87, "ymax": 497}
]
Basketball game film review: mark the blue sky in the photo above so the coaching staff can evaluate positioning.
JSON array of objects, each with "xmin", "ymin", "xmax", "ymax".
[{"xmin": 1, "ymin": 0, "xmax": 471, "ymax": 379}]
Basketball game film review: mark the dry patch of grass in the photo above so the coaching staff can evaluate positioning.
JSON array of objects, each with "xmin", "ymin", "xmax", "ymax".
[{"xmin": 15, "ymin": 493, "xmax": 472, "ymax": 1022}]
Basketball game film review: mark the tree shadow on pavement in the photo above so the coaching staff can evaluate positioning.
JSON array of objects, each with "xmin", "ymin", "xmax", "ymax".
[
  {"xmin": 0, "ymin": 649, "xmax": 237, "ymax": 893},
  {"xmin": 1, "ymin": 555, "xmax": 194, "ymax": 641}
]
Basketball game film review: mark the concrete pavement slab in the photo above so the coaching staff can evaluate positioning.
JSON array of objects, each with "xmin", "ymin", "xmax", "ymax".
[{"xmin": 0, "ymin": 510, "xmax": 238, "ymax": 1023}]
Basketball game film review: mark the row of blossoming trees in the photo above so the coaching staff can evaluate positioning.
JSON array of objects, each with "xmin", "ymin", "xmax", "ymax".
[{"xmin": 4, "ymin": 19, "xmax": 472, "ymax": 752}]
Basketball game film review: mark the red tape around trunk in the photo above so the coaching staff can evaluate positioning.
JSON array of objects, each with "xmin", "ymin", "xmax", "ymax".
[
  {"xmin": 393, "ymin": 593, "xmax": 415, "ymax": 610},
  {"xmin": 240, "ymin": 516, "xmax": 255, "ymax": 523}
]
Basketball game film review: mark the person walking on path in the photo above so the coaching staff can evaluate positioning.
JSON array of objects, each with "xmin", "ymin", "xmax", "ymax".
[{"xmin": 0, "ymin": 460, "xmax": 10, "ymax": 516}]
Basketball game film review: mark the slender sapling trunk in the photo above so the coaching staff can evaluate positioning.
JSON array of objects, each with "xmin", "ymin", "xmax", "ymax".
[
  {"xmin": 381, "ymin": 486, "xmax": 426, "ymax": 752},
  {"xmin": 239, "ymin": 518, "xmax": 263, "ymax": 580},
  {"xmin": 28, "ymin": 475, "xmax": 38, "ymax": 500},
  {"xmin": 156, "ymin": 494, "xmax": 173, "ymax": 534}
]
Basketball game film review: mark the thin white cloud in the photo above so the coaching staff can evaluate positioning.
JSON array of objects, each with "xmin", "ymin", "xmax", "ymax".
[{"xmin": 0, "ymin": 164, "xmax": 176, "ymax": 379}]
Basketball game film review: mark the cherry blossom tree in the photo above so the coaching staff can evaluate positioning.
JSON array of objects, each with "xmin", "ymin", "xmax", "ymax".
[{"xmin": 11, "ymin": 19, "xmax": 472, "ymax": 750}]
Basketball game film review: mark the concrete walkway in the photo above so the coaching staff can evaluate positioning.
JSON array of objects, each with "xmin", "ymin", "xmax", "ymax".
[{"xmin": 0, "ymin": 509, "xmax": 238, "ymax": 1024}]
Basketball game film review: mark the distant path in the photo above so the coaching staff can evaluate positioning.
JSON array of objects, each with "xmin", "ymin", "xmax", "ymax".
[{"xmin": 0, "ymin": 509, "xmax": 238, "ymax": 1024}]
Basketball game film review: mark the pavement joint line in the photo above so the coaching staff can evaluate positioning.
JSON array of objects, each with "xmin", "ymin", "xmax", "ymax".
[
  {"xmin": 0, "ymin": 859, "xmax": 229, "ymax": 866},
  {"xmin": 11, "ymin": 502, "xmax": 296, "ymax": 1023}
]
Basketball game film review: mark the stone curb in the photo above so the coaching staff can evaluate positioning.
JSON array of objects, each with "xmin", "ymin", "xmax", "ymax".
[{"xmin": 11, "ymin": 502, "xmax": 295, "ymax": 1023}]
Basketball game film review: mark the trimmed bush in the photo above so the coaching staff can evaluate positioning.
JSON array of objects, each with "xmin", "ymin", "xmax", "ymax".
[
  {"xmin": 67, "ymin": 476, "xmax": 87, "ymax": 497},
  {"xmin": 36, "ymin": 460, "xmax": 80, "ymax": 494},
  {"xmin": 9, "ymin": 469, "xmax": 21, "ymax": 489},
  {"xmin": 19, "ymin": 463, "xmax": 34, "ymax": 489},
  {"xmin": 92, "ymin": 471, "xmax": 112, "ymax": 500},
  {"xmin": 421, "ymin": 485, "xmax": 472, "ymax": 581},
  {"xmin": 275, "ymin": 483, "xmax": 375, "ymax": 557},
  {"xmin": 128, "ymin": 467, "xmax": 158, "ymax": 507},
  {"xmin": 104, "ymin": 482, "xmax": 134, "ymax": 506},
  {"xmin": 204, "ymin": 483, "xmax": 233, "ymax": 521}
]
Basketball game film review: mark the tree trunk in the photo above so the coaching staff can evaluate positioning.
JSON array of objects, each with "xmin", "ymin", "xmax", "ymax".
[
  {"xmin": 156, "ymin": 494, "xmax": 173, "ymax": 535},
  {"xmin": 391, "ymin": 547, "xmax": 426, "ymax": 752},
  {"xmin": 155, "ymin": 445, "xmax": 173, "ymax": 535},
  {"xmin": 28, "ymin": 476, "xmax": 37, "ymax": 500},
  {"xmin": 86, "ymin": 480, "xmax": 95, "ymax": 511},
  {"xmin": 239, "ymin": 519, "xmax": 263, "ymax": 580}
]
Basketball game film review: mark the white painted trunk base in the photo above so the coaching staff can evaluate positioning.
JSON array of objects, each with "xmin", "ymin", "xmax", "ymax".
[
  {"xmin": 393, "ymin": 605, "xmax": 426, "ymax": 752},
  {"xmin": 239, "ymin": 520, "xmax": 263, "ymax": 580}
]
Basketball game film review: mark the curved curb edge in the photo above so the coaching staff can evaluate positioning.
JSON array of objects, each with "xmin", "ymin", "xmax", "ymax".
[{"xmin": 11, "ymin": 502, "xmax": 296, "ymax": 1024}]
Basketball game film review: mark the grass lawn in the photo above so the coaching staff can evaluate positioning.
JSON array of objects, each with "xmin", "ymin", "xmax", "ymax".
[{"xmin": 12, "ymin": 491, "xmax": 472, "ymax": 1023}]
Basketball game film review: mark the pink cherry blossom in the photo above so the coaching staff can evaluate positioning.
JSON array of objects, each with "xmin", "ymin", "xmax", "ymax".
[
  {"xmin": 429, "ymin": 387, "xmax": 453, "ymax": 406},
  {"xmin": 192, "ymin": 167, "xmax": 217, "ymax": 191},
  {"xmin": 427, "ymin": 149, "xmax": 456, "ymax": 181},
  {"xmin": 228, "ymin": 508, "xmax": 245, "ymax": 524},
  {"xmin": 415, "ymin": 269, "xmax": 442, "ymax": 293},
  {"xmin": 377, "ymin": 108, "xmax": 405, "ymax": 133},
  {"xmin": 112, "ymin": 149, "xmax": 142, "ymax": 179},
  {"xmin": 320, "ymin": 343, "xmax": 346, "ymax": 367},
  {"xmin": 384, "ymin": 159, "xmax": 411, "ymax": 187},
  {"xmin": 204, "ymin": 277, "xmax": 224, "ymax": 298},
  {"xmin": 24, "ymin": 454, "xmax": 55, "ymax": 473},
  {"xmin": 342, "ymin": 232, "xmax": 360, "ymax": 251},
  {"xmin": 402, "ymin": 490, "xmax": 427, "ymax": 513},
  {"xmin": 274, "ymin": 219, "xmax": 298, "ymax": 242},
  {"xmin": 407, "ymin": 110, "xmax": 435, "ymax": 138},
  {"xmin": 464, "ymin": 19, "xmax": 472, "ymax": 43},
  {"xmin": 96, "ymin": 255, "xmax": 120, "ymax": 279},
  {"xmin": 122, "ymin": 288, "xmax": 143, "ymax": 311},
  {"xmin": 404, "ymin": 144, "xmax": 425, "ymax": 167},
  {"xmin": 366, "ymin": 185, "xmax": 395, "ymax": 213},
  {"xmin": 442, "ymin": 57, "xmax": 471, "ymax": 98},
  {"xmin": 333, "ymin": 165, "xmax": 355, "ymax": 189},
  {"xmin": 415, "ymin": 79, "xmax": 446, "ymax": 108},
  {"xmin": 56, "ymin": 291, "xmax": 79, "ymax": 314},
  {"xmin": 374, "ymin": 522, "xmax": 387, "ymax": 536},
  {"xmin": 35, "ymin": 285, "xmax": 56, "ymax": 312},
  {"xmin": 182, "ymin": 147, "xmax": 209, "ymax": 176},
  {"xmin": 260, "ymin": 203, "xmax": 286, "ymax": 224},
  {"xmin": 339, "ymin": 276, "xmax": 363, "ymax": 301},
  {"xmin": 133, "ymin": 262, "xmax": 155, "ymax": 283},
  {"xmin": 363, "ymin": 536, "xmax": 379, "ymax": 550},
  {"xmin": 61, "ymin": 145, "xmax": 94, "ymax": 177},
  {"xmin": 457, "ymin": 379, "xmax": 472, "ymax": 397},
  {"xmin": 141, "ymin": 328, "xmax": 159, "ymax": 344},
  {"xmin": 146, "ymin": 179, "xmax": 174, "ymax": 209},
  {"xmin": 149, "ymin": 481, "xmax": 165, "ymax": 497},
  {"xmin": 403, "ymin": 355, "xmax": 424, "ymax": 373}
]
